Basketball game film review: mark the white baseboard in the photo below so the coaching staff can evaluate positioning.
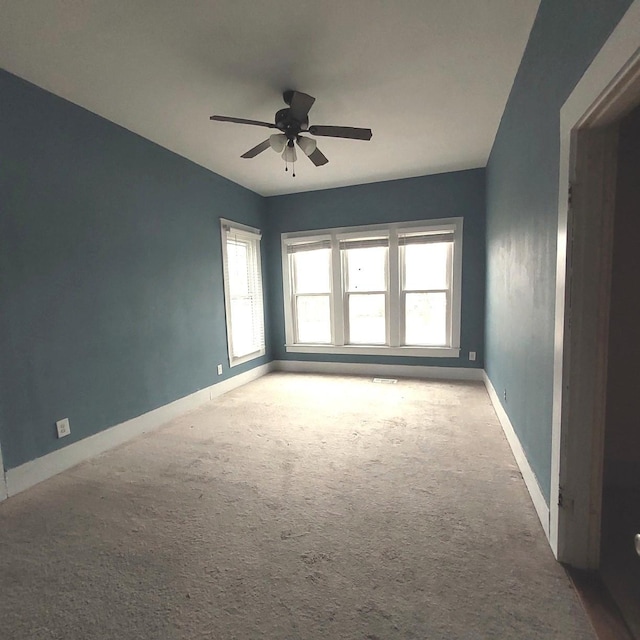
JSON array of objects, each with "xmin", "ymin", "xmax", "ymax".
[
  {"xmin": 483, "ymin": 372, "xmax": 550, "ymax": 539},
  {"xmin": 208, "ymin": 362, "xmax": 273, "ymax": 400},
  {"xmin": 5, "ymin": 363, "xmax": 273, "ymax": 498},
  {"xmin": 3, "ymin": 359, "xmax": 550, "ymax": 549},
  {"xmin": 272, "ymin": 359, "xmax": 484, "ymax": 381}
]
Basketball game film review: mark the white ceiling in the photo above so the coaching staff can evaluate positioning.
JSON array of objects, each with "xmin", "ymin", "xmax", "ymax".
[{"xmin": 0, "ymin": 1, "xmax": 540, "ymax": 197}]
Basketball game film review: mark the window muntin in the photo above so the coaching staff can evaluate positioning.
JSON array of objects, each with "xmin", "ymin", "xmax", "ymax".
[
  {"xmin": 221, "ymin": 220, "xmax": 265, "ymax": 366},
  {"xmin": 281, "ymin": 218, "xmax": 462, "ymax": 358}
]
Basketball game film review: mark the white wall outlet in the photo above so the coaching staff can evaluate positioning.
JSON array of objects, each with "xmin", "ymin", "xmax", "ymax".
[
  {"xmin": 56, "ymin": 418, "xmax": 71, "ymax": 438},
  {"xmin": 217, "ymin": 364, "xmax": 223, "ymax": 375},
  {"xmin": 469, "ymin": 351, "xmax": 477, "ymax": 361}
]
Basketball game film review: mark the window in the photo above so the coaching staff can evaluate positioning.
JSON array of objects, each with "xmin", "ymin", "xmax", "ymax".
[
  {"xmin": 342, "ymin": 237, "xmax": 389, "ymax": 345},
  {"xmin": 288, "ymin": 240, "xmax": 332, "ymax": 344},
  {"xmin": 282, "ymin": 219, "xmax": 462, "ymax": 358},
  {"xmin": 221, "ymin": 219, "xmax": 265, "ymax": 366}
]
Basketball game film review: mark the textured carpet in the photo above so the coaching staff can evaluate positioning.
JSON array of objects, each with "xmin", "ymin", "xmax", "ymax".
[{"xmin": 0, "ymin": 373, "xmax": 594, "ymax": 639}]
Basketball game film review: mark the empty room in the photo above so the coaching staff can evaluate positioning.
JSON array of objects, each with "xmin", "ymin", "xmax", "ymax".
[{"xmin": 1, "ymin": 1, "xmax": 639, "ymax": 638}]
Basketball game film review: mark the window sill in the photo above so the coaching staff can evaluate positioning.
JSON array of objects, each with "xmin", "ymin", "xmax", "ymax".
[
  {"xmin": 229, "ymin": 348, "xmax": 265, "ymax": 368},
  {"xmin": 284, "ymin": 344, "xmax": 460, "ymax": 358}
]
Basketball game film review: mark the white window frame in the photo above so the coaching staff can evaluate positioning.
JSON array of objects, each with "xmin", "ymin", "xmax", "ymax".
[
  {"xmin": 340, "ymin": 234, "xmax": 390, "ymax": 346},
  {"xmin": 221, "ymin": 218, "xmax": 265, "ymax": 367},
  {"xmin": 281, "ymin": 218, "xmax": 463, "ymax": 358}
]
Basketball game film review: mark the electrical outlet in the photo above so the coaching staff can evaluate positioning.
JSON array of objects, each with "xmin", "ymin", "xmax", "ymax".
[
  {"xmin": 503, "ymin": 389, "xmax": 508, "ymax": 403},
  {"xmin": 217, "ymin": 364, "xmax": 223, "ymax": 375},
  {"xmin": 56, "ymin": 418, "xmax": 71, "ymax": 438},
  {"xmin": 469, "ymin": 351, "xmax": 476, "ymax": 361}
]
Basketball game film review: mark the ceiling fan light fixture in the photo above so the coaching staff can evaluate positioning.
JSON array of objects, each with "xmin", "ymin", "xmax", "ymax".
[
  {"xmin": 211, "ymin": 90, "xmax": 372, "ymax": 172},
  {"xmin": 297, "ymin": 135, "xmax": 317, "ymax": 156},
  {"xmin": 282, "ymin": 143, "xmax": 297, "ymax": 163},
  {"xmin": 269, "ymin": 133, "xmax": 287, "ymax": 153}
]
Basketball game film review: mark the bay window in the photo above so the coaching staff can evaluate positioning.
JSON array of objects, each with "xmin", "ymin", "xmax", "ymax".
[{"xmin": 282, "ymin": 218, "xmax": 462, "ymax": 358}]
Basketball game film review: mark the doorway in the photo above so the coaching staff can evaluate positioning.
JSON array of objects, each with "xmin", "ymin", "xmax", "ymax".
[
  {"xmin": 550, "ymin": 3, "xmax": 640, "ymax": 636},
  {"xmin": 598, "ymin": 102, "xmax": 640, "ymax": 638}
]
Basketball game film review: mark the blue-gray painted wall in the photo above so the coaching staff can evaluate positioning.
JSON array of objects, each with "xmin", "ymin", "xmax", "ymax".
[
  {"xmin": 484, "ymin": 0, "xmax": 634, "ymax": 501},
  {"xmin": 265, "ymin": 170, "xmax": 486, "ymax": 368},
  {"xmin": 7, "ymin": 0, "xmax": 632, "ymax": 484},
  {"xmin": 0, "ymin": 69, "xmax": 270, "ymax": 470}
]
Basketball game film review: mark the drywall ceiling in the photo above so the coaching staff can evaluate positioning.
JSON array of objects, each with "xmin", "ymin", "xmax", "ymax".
[{"xmin": 0, "ymin": 1, "xmax": 540, "ymax": 196}]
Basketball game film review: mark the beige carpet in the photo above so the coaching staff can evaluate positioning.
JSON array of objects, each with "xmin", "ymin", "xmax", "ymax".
[{"xmin": 0, "ymin": 373, "xmax": 594, "ymax": 639}]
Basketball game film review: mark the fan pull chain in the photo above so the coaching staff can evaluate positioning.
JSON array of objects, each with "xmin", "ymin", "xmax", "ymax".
[{"xmin": 284, "ymin": 160, "xmax": 296, "ymax": 177}]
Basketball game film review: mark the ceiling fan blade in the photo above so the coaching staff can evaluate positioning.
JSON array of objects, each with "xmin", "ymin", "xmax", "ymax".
[
  {"xmin": 289, "ymin": 91, "xmax": 316, "ymax": 122},
  {"xmin": 210, "ymin": 115, "xmax": 276, "ymax": 129},
  {"xmin": 307, "ymin": 147, "xmax": 329, "ymax": 167},
  {"xmin": 241, "ymin": 139, "xmax": 271, "ymax": 158},
  {"xmin": 308, "ymin": 125, "xmax": 372, "ymax": 140}
]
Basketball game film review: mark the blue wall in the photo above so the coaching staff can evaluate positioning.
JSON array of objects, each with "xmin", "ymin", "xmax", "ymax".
[
  {"xmin": 485, "ymin": 0, "xmax": 634, "ymax": 501},
  {"xmin": 265, "ymin": 169, "xmax": 486, "ymax": 368},
  {"xmin": 0, "ymin": 70, "xmax": 270, "ymax": 470}
]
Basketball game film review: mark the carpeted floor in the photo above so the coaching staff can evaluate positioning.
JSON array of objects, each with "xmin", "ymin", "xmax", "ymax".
[{"xmin": 0, "ymin": 373, "xmax": 595, "ymax": 639}]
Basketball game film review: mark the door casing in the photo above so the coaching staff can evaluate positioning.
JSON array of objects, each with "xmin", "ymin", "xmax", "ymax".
[{"xmin": 551, "ymin": 0, "xmax": 640, "ymax": 568}]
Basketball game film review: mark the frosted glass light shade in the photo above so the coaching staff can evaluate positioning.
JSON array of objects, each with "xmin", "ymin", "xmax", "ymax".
[
  {"xmin": 297, "ymin": 136, "xmax": 317, "ymax": 156},
  {"xmin": 282, "ymin": 144, "xmax": 297, "ymax": 163},
  {"xmin": 269, "ymin": 134, "xmax": 287, "ymax": 153}
]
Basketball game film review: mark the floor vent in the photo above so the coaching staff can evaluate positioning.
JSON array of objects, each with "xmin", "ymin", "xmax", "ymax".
[{"xmin": 372, "ymin": 378, "xmax": 398, "ymax": 384}]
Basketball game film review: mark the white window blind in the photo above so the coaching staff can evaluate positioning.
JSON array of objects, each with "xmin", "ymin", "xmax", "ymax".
[{"xmin": 221, "ymin": 220, "xmax": 265, "ymax": 366}]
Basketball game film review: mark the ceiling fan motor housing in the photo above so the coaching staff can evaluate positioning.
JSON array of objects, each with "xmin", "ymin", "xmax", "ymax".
[{"xmin": 275, "ymin": 108, "xmax": 307, "ymax": 139}]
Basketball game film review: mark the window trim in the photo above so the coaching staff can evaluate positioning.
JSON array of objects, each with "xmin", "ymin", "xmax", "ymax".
[
  {"xmin": 281, "ymin": 218, "xmax": 463, "ymax": 358},
  {"xmin": 221, "ymin": 218, "xmax": 265, "ymax": 367}
]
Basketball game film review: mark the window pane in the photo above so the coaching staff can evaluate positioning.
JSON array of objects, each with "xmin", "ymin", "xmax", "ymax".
[
  {"xmin": 405, "ymin": 292, "xmax": 447, "ymax": 346},
  {"xmin": 345, "ymin": 246, "xmax": 387, "ymax": 292},
  {"xmin": 227, "ymin": 240, "xmax": 250, "ymax": 295},
  {"xmin": 296, "ymin": 295, "xmax": 331, "ymax": 343},
  {"xmin": 293, "ymin": 249, "xmax": 331, "ymax": 294},
  {"xmin": 348, "ymin": 293, "xmax": 386, "ymax": 344},
  {"xmin": 404, "ymin": 242, "xmax": 449, "ymax": 290},
  {"xmin": 231, "ymin": 297, "xmax": 258, "ymax": 357},
  {"xmin": 223, "ymin": 227, "xmax": 265, "ymax": 364}
]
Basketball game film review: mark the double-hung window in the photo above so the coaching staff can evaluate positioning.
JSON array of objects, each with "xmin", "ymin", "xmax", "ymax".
[
  {"xmin": 282, "ymin": 218, "xmax": 462, "ymax": 358},
  {"xmin": 400, "ymin": 232, "xmax": 452, "ymax": 347},
  {"xmin": 221, "ymin": 219, "xmax": 265, "ymax": 366},
  {"xmin": 288, "ymin": 239, "xmax": 332, "ymax": 344},
  {"xmin": 341, "ymin": 236, "xmax": 389, "ymax": 345}
]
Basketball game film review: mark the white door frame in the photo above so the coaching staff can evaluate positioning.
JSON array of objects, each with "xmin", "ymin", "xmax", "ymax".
[
  {"xmin": 551, "ymin": 0, "xmax": 640, "ymax": 568},
  {"xmin": 0, "ymin": 443, "xmax": 7, "ymax": 502}
]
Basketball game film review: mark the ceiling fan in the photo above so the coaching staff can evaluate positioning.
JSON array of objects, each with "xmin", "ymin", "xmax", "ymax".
[{"xmin": 210, "ymin": 90, "xmax": 373, "ymax": 173}]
